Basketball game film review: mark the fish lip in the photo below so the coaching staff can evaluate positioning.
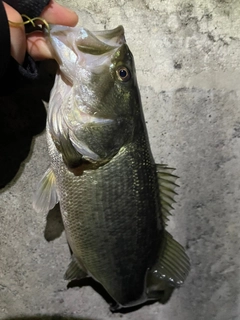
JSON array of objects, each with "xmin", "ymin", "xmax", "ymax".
[{"xmin": 91, "ymin": 25, "xmax": 126, "ymax": 46}]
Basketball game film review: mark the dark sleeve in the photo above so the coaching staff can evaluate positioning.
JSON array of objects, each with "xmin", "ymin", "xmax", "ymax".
[
  {"xmin": 4, "ymin": 0, "xmax": 51, "ymax": 17},
  {"xmin": 0, "ymin": 0, "xmax": 51, "ymax": 96},
  {"xmin": 0, "ymin": 1, "xmax": 11, "ymax": 79},
  {"xmin": 0, "ymin": 1, "xmax": 22, "ymax": 95}
]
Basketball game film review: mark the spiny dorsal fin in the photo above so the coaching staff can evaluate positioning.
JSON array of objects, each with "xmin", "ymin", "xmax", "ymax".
[
  {"xmin": 156, "ymin": 164, "xmax": 179, "ymax": 225},
  {"xmin": 33, "ymin": 167, "xmax": 58, "ymax": 214}
]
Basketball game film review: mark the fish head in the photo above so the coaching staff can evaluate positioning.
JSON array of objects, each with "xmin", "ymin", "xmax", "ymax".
[{"xmin": 47, "ymin": 25, "xmax": 142, "ymax": 164}]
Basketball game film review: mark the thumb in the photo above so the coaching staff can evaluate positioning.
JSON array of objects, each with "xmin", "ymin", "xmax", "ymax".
[{"xmin": 3, "ymin": 1, "xmax": 26, "ymax": 64}]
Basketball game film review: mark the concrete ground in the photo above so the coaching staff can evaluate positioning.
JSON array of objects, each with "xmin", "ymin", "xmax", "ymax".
[{"xmin": 1, "ymin": 0, "xmax": 240, "ymax": 319}]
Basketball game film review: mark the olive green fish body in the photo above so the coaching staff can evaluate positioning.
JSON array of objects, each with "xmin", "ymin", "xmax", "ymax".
[
  {"xmin": 34, "ymin": 24, "xmax": 190, "ymax": 310},
  {"xmin": 48, "ymin": 116, "xmax": 162, "ymax": 306}
]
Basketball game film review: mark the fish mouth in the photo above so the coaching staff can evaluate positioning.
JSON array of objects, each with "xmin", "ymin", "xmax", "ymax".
[
  {"xmin": 47, "ymin": 25, "xmax": 126, "ymax": 72},
  {"xmin": 47, "ymin": 24, "xmax": 125, "ymax": 46}
]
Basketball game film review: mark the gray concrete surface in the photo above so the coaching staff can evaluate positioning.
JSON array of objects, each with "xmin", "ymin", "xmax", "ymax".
[{"xmin": 1, "ymin": 0, "xmax": 240, "ymax": 319}]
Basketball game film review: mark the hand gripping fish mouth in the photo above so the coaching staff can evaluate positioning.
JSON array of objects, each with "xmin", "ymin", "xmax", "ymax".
[{"xmin": 33, "ymin": 24, "xmax": 190, "ymax": 311}]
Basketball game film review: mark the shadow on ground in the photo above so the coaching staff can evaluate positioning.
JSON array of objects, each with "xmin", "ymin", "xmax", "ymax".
[
  {"xmin": 44, "ymin": 204, "xmax": 65, "ymax": 241},
  {"xmin": 3, "ymin": 316, "xmax": 97, "ymax": 320},
  {"xmin": 68, "ymin": 276, "xmax": 174, "ymax": 314}
]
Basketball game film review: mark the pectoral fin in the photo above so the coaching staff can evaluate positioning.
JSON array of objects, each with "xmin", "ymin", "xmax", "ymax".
[
  {"xmin": 147, "ymin": 230, "xmax": 190, "ymax": 297},
  {"xmin": 33, "ymin": 168, "xmax": 58, "ymax": 214},
  {"xmin": 64, "ymin": 256, "xmax": 87, "ymax": 281}
]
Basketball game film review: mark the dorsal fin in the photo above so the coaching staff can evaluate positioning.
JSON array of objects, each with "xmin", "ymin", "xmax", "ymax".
[{"xmin": 156, "ymin": 164, "xmax": 179, "ymax": 225}]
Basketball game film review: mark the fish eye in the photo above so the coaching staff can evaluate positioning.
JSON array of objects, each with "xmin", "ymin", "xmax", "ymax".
[{"xmin": 116, "ymin": 66, "xmax": 131, "ymax": 82}]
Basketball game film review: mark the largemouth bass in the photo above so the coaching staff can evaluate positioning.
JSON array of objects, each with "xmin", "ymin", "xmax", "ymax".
[{"xmin": 33, "ymin": 24, "xmax": 190, "ymax": 311}]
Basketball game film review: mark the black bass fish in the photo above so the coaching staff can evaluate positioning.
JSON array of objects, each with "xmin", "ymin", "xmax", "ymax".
[{"xmin": 33, "ymin": 24, "xmax": 190, "ymax": 311}]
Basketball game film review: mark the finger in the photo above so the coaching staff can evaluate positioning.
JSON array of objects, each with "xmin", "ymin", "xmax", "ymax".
[
  {"xmin": 40, "ymin": 0, "xmax": 78, "ymax": 26},
  {"xmin": 3, "ymin": 2, "xmax": 26, "ymax": 64},
  {"xmin": 27, "ymin": 32, "xmax": 52, "ymax": 60},
  {"xmin": 27, "ymin": 0, "xmax": 78, "ymax": 60}
]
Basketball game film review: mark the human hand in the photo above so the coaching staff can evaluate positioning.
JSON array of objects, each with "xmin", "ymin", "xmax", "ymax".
[{"xmin": 3, "ymin": 0, "xmax": 78, "ymax": 64}]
